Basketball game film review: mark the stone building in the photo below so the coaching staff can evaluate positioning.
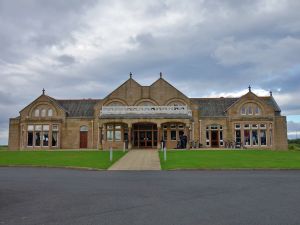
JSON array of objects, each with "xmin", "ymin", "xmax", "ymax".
[{"xmin": 8, "ymin": 74, "xmax": 288, "ymax": 150}]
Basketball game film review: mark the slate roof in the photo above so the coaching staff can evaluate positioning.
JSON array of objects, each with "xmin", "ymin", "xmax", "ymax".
[
  {"xmin": 191, "ymin": 96, "xmax": 281, "ymax": 117},
  {"xmin": 56, "ymin": 99, "xmax": 100, "ymax": 117},
  {"xmin": 50, "ymin": 96, "xmax": 280, "ymax": 118},
  {"xmin": 191, "ymin": 98, "xmax": 238, "ymax": 117}
]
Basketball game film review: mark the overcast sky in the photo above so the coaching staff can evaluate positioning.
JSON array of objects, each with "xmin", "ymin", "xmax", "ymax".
[{"xmin": 1, "ymin": 0, "xmax": 300, "ymax": 144}]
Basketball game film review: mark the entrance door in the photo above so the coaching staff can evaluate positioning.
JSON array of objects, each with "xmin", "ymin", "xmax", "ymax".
[
  {"xmin": 80, "ymin": 131, "xmax": 88, "ymax": 148},
  {"xmin": 133, "ymin": 123, "xmax": 157, "ymax": 149},
  {"xmin": 211, "ymin": 131, "xmax": 219, "ymax": 148}
]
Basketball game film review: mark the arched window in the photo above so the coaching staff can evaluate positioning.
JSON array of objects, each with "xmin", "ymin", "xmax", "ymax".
[
  {"xmin": 240, "ymin": 103, "xmax": 261, "ymax": 116},
  {"xmin": 80, "ymin": 126, "xmax": 89, "ymax": 132},
  {"xmin": 34, "ymin": 109, "xmax": 40, "ymax": 117},
  {"xmin": 41, "ymin": 109, "xmax": 46, "ymax": 117},
  {"xmin": 48, "ymin": 109, "xmax": 53, "ymax": 117}
]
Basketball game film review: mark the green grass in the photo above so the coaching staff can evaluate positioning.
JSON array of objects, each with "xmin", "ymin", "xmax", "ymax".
[
  {"xmin": 0, "ymin": 145, "xmax": 8, "ymax": 151},
  {"xmin": 159, "ymin": 150, "xmax": 300, "ymax": 170},
  {"xmin": 0, "ymin": 150, "xmax": 126, "ymax": 169}
]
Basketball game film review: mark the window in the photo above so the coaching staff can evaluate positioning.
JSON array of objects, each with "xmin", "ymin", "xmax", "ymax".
[
  {"xmin": 41, "ymin": 109, "xmax": 46, "ymax": 117},
  {"xmin": 206, "ymin": 129, "xmax": 210, "ymax": 146},
  {"xmin": 241, "ymin": 103, "xmax": 261, "ymax": 116},
  {"xmin": 252, "ymin": 130, "xmax": 258, "ymax": 146},
  {"xmin": 171, "ymin": 130, "xmax": 177, "ymax": 140},
  {"xmin": 35, "ymin": 132, "xmax": 41, "ymax": 146},
  {"xmin": 48, "ymin": 109, "xmax": 53, "ymax": 117},
  {"xmin": 80, "ymin": 126, "xmax": 88, "ymax": 132},
  {"xmin": 220, "ymin": 130, "xmax": 223, "ymax": 146},
  {"xmin": 255, "ymin": 107, "xmax": 260, "ymax": 115},
  {"xmin": 244, "ymin": 130, "xmax": 250, "ymax": 145},
  {"xmin": 260, "ymin": 124, "xmax": 266, "ymax": 129},
  {"xmin": 107, "ymin": 130, "xmax": 113, "ymax": 141},
  {"xmin": 235, "ymin": 130, "xmax": 241, "ymax": 144},
  {"xmin": 241, "ymin": 107, "xmax": 246, "ymax": 115},
  {"xmin": 260, "ymin": 130, "xmax": 266, "ymax": 146},
  {"xmin": 52, "ymin": 125, "xmax": 59, "ymax": 131},
  {"xmin": 35, "ymin": 125, "xmax": 42, "ymax": 131},
  {"xmin": 114, "ymin": 125, "xmax": 121, "ymax": 141},
  {"xmin": 252, "ymin": 124, "xmax": 258, "ymax": 129},
  {"xmin": 27, "ymin": 132, "xmax": 33, "ymax": 146},
  {"xmin": 163, "ymin": 130, "xmax": 168, "ymax": 140},
  {"xmin": 43, "ymin": 132, "xmax": 49, "ymax": 147},
  {"xmin": 34, "ymin": 109, "xmax": 39, "ymax": 117},
  {"xmin": 248, "ymin": 106, "xmax": 253, "ymax": 115},
  {"xmin": 269, "ymin": 130, "xmax": 272, "ymax": 146},
  {"xmin": 28, "ymin": 125, "xmax": 34, "ymax": 131},
  {"xmin": 244, "ymin": 124, "xmax": 250, "ymax": 129},
  {"xmin": 235, "ymin": 124, "xmax": 241, "ymax": 129}
]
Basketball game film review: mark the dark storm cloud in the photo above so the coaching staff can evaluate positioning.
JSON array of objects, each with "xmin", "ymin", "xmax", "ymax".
[{"xmin": 0, "ymin": 0, "xmax": 300, "ymax": 144}]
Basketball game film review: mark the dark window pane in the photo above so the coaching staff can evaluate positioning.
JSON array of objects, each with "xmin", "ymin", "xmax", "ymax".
[
  {"xmin": 52, "ymin": 131, "xmax": 58, "ymax": 147},
  {"xmin": 43, "ymin": 132, "xmax": 49, "ymax": 147},
  {"xmin": 171, "ymin": 130, "xmax": 176, "ymax": 140},
  {"xmin": 27, "ymin": 132, "xmax": 33, "ymax": 146},
  {"xmin": 35, "ymin": 132, "xmax": 41, "ymax": 146}
]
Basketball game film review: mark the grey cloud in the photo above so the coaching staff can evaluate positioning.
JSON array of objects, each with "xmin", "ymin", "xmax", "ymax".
[{"xmin": 1, "ymin": 0, "xmax": 300, "ymax": 144}]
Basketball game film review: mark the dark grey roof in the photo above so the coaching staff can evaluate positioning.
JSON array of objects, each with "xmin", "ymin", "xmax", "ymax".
[
  {"xmin": 260, "ymin": 97, "xmax": 281, "ymax": 112},
  {"xmin": 192, "ymin": 96, "xmax": 281, "ymax": 117},
  {"xmin": 191, "ymin": 98, "xmax": 238, "ymax": 117},
  {"xmin": 56, "ymin": 99, "xmax": 100, "ymax": 117},
  {"xmin": 100, "ymin": 114, "xmax": 192, "ymax": 119}
]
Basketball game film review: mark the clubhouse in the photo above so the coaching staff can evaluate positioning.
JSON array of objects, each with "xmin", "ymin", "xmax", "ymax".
[{"xmin": 8, "ymin": 73, "xmax": 288, "ymax": 150}]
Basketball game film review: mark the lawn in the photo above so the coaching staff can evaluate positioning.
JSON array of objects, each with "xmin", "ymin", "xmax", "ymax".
[
  {"xmin": 0, "ymin": 150, "xmax": 126, "ymax": 169},
  {"xmin": 0, "ymin": 145, "xmax": 8, "ymax": 151},
  {"xmin": 159, "ymin": 150, "xmax": 300, "ymax": 170}
]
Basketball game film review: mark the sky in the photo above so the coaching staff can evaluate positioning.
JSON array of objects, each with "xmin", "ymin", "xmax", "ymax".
[{"xmin": 0, "ymin": 0, "xmax": 300, "ymax": 144}]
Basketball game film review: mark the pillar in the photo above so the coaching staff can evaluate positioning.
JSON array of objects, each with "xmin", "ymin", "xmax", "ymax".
[
  {"xmin": 128, "ymin": 125, "xmax": 132, "ymax": 150},
  {"xmin": 99, "ymin": 126, "xmax": 103, "ymax": 150},
  {"xmin": 157, "ymin": 125, "xmax": 161, "ymax": 150},
  {"xmin": 185, "ymin": 124, "xmax": 190, "ymax": 149}
]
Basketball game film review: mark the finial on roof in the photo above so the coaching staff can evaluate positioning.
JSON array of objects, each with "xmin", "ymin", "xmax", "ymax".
[
  {"xmin": 129, "ymin": 72, "xmax": 132, "ymax": 79},
  {"xmin": 270, "ymin": 90, "xmax": 272, "ymax": 96},
  {"xmin": 42, "ymin": 88, "xmax": 45, "ymax": 95},
  {"xmin": 248, "ymin": 85, "xmax": 251, "ymax": 92},
  {"xmin": 160, "ymin": 72, "xmax": 162, "ymax": 78}
]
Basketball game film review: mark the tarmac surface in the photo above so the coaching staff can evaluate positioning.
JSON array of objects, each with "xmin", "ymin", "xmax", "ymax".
[{"xmin": 1, "ymin": 167, "xmax": 300, "ymax": 225}]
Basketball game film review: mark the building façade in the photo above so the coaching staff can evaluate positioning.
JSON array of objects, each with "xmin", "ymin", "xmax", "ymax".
[{"xmin": 8, "ymin": 74, "xmax": 288, "ymax": 150}]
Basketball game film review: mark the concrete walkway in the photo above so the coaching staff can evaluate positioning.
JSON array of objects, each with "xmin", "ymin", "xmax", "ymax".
[{"xmin": 108, "ymin": 150, "xmax": 161, "ymax": 170}]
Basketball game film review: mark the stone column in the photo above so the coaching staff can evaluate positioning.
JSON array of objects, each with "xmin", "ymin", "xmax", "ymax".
[
  {"xmin": 185, "ymin": 124, "xmax": 191, "ymax": 150},
  {"xmin": 99, "ymin": 126, "xmax": 103, "ymax": 150},
  {"xmin": 103, "ymin": 125, "xmax": 106, "ymax": 150},
  {"xmin": 157, "ymin": 125, "xmax": 161, "ymax": 150},
  {"xmin": 128, "ymin": 125, "xmax": 132, "ymax": 150}
]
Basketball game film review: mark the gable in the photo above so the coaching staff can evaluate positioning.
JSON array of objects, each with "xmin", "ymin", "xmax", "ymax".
[
  {"xmin": 150, "ymin": 78, "xmax": 190, "ymax": 105},
  {"xmin": 103, "ymin": 77, "xmax": 142, "ymax": 105},
  {"xmin": 19, "ymin": 94, "xmax": 66, "ymax": 118},
  {"xmin": 226, "ymin": 91, "xmax": 277, "ymax": 116}
]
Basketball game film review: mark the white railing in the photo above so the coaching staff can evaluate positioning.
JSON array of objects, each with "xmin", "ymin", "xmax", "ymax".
[{"xmin": 100, "ymin": 105, "xmax": 192, "ymax": 116}]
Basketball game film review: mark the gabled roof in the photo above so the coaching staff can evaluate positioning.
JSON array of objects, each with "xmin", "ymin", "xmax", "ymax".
[
  {"xmin": 260, "ymin": 96, "xmax": 281, "ymax": 112},
  {"xmin": 150, "ymin": 77, "xmax": 189, "ymax": 100},
  {"xmin": 192, "ymin": 98, "xmax": 238, "ymax": 117},
  {"xmin": 56, "ymin": 99, "xmax": 100, "ymax": 117}
]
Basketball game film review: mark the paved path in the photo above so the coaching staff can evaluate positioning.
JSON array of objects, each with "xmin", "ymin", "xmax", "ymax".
[{"xmin": 108, "ymin": 150, "xmax": 161, "ymax": 170}]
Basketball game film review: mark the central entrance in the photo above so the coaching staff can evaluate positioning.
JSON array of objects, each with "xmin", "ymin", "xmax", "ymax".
[{"xmin": 133, "ymin": 123, "xmax": 157, "ymax": 149}]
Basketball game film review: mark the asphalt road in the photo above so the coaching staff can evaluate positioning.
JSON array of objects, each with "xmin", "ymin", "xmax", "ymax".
[{"xmin": 1, "ymin": 168, "xmax": 300, "ymax": 225}]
